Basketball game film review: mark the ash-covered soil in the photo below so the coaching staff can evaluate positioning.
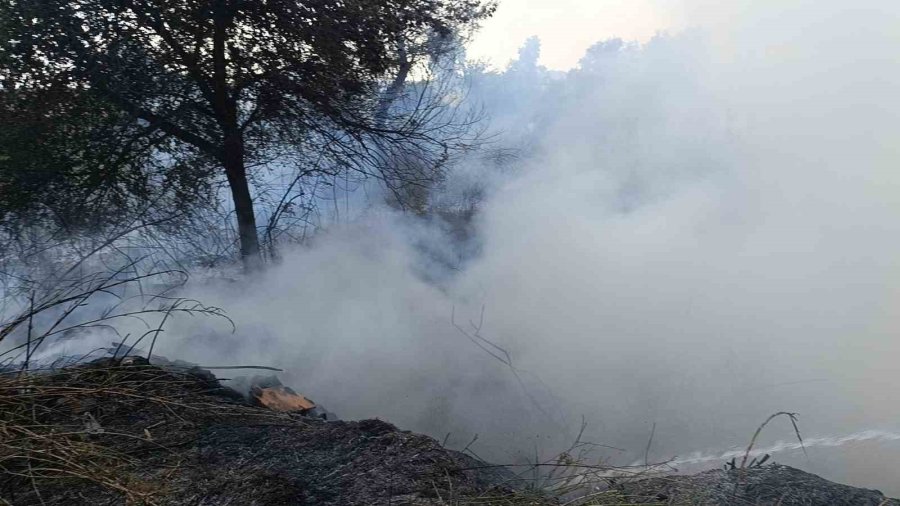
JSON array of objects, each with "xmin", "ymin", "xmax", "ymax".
[
  {"xmin": 0, "ymin": 358, "xmax": 525, "ymax": 505},
  {"xmin": 613, "ymin": 464, "xmax": 900, "ymax": 505},
  {"xmin": 2, "ymin": 358, "xmax": 897, "ymax": 505}
]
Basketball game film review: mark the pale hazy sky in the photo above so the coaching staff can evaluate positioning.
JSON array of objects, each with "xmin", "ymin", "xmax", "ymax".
[{"xmin": 467, "ymin": 0, "xmax": 681, "ymax": 70}]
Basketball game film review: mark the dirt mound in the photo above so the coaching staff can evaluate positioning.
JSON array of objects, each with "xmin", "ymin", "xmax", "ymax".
[
  {"xmin": 0, "ymin": 358, "xmax": 527, "ymax": 505},
  {"xmin": 3, "ymin": 358, "xmax": 897, "ymax": 505},
  {"xmin": 613, "ymin": 464, "xmax": 899, "ymax": 505}
]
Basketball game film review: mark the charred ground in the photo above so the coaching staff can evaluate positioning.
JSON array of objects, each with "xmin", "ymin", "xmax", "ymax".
[
  {"xmin": 1, "ymin": 359, "xmax": 897, "ymax": 506},
  {"xmin": 0, "ymin": 359, "xmax": 526, "ymax": 505}
]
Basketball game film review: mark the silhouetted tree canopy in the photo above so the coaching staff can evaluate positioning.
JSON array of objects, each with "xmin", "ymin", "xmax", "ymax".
[{"xmin": 0, "ymin": 0, "xmax": 494, "ymax": 269}]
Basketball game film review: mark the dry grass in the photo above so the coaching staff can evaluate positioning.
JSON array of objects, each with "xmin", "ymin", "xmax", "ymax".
[
  {"xmin": 0, "ymin": 265, "xmax": 235, "ymax": 504},
  {"xmin": 0, "ymin": 361, "xmax": 264, "ymax": 505},
  {"xmin": 443, "ymin": 421, "xmax": 674, "ymax": 506},
  {"xmin": 5, "ymin": 365, "xmax": 805, "ymax": 506},
  {"xmin": 1, "ymin": 368, "xmax": 157, "ymax": 503},
  {"xmin": 450, "ymin": 411, "xmax": 809, "ymax": 506}
]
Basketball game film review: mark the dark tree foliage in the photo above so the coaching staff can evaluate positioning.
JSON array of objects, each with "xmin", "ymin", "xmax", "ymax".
[
  {"xmin": 0, "ymin": 0, "xmax": 494, "ymax": 270},
  {"xmin": 0, "ymin": 86, "xmax": 213, "ymax": 234}
]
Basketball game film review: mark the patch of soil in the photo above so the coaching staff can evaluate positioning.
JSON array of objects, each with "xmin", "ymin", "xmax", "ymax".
[
  {"xmin": 4, "ymin": 358, "xmax": 897, "ymax": 506},
  {"xmin": 0, "ymin": 358, "xmax": 525, "ymax": 505},
  {"xmin": 614, "ymin": 464, "xmax": 900, "ymax": 505}
]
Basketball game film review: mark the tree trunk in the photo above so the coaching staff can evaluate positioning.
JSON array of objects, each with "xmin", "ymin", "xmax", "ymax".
[
  {"xmin": 223, "ymin": 133, "xmax": 262, "ymax": 272},
  {"xmin": 212, "ymin": 5, "xmax": 261, "ymax": 272}
]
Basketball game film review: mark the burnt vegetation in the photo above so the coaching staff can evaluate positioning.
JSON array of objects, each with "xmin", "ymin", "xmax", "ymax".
[
  {"xmin": 1, "ymin": 2, "xmax": 898, "ymax": 505},
  {"xmin": 1, "ymin": 359, "xmax": 541, "ymax": 505}
]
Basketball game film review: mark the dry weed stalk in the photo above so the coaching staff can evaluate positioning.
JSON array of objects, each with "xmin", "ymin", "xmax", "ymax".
[
  {"xmin": 0, "ymin": 262, "xmax": 235, "ymax": 504},
  {"xmin": 740, "ymin": 411, "xmax": 806, "ymax": 470}
]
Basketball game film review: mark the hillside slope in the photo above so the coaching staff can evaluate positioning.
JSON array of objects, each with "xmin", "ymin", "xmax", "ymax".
[{"xmin": 1, "ymin": 359, "xmax": 895, "ymax": 505}]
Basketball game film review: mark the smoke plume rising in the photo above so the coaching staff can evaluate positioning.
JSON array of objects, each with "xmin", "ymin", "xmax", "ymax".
[{"xmin": 147, "ymin": 0, "xmax": 900, "ymax": 492}]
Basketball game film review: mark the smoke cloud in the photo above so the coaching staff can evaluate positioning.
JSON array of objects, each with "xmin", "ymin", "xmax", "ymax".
[{"xmin": 150, "ymin": 0, "xmax": 900, "ymax": 493}]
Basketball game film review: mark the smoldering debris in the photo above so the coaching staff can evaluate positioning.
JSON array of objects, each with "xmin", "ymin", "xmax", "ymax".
[{"xmin": 0, "ymin": 357, "xmax": 528, "ymax": 505}]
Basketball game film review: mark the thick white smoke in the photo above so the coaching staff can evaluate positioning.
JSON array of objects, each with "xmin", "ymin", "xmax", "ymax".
[{"xmin": 153, "ymin": 0, "xmax": 900, "ymax": 493}]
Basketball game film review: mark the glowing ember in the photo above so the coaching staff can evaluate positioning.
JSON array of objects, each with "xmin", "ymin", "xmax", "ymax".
[{"xmin": 251, "ymin": 385, "xmax": 315, "ymax": 413}]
